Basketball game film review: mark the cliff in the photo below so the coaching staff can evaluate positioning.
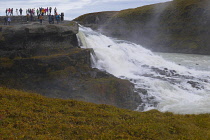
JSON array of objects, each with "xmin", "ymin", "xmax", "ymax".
[
  {"xmin": 74, "ymin": 0, "xmax": 210, "ymax": 55},
  {"xmin": 0, "ymin": 15, "xmax": 49, "ymax": 24},
  {"xmin": 0, "ymin": 21, "xmax": 141, "ymax": 110}
]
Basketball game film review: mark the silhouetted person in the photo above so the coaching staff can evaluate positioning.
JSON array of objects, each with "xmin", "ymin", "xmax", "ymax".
[
  {"xmin": 54, "ymin": 7, "xmax": 57, "ymax": 15},
  {"xmin": 11, "ymin": 8, "xmax": 13, "ymax": 16},
  {"xmin": 39, "ymin": 14, "xmax": 43, "ymax": 24},
  {"xmin": 26, "ymin": 14, "xmax": 29, "ymax": 22},
  {"xmin": 48, "ymin": 14, "xmax": 52, "ymax": 24},
  {"xmin": 49, "ymin": 7, "xmax": 52, "ymax": 14},
  {"xmin": 5, "ymin": 9, "xmax": 8, "ymax": 16},
  {"xmin": 61, "ymin": 13, "xmax": 64, "ymax": 22},
  {"xmin": 51, "ymin": 15, "xmax": 54, "ymax": 24},
  {"xmin": 19, "ymin": 8, "xmax": 23, "ymax": 16},
  {"xmin": 4, "ymin": 17, "xmax": 7, "ymax": 25},
  {"xmin": 8, "ymin": 8, "xmax": 11, "ymax": 16},
  {"xmin": 47, "ymin": 7, "xmax": 48, "ymax": 15}
]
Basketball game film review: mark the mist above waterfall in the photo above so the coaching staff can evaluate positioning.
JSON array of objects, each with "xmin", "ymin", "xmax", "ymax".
[{"xmin": 86, "ymin": 0, "xmax": 209, "ymax": 54}]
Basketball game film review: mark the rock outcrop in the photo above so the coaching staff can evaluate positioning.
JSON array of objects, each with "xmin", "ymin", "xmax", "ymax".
[
  {"xmin": 0, "ymin": 22, "xmax": 141, "ymax": 110},
  {"xmin": 0, "ymin": 15, "xmax": 49, "ymax": 24},
  {"xmin": 74, "ymin": 0, "xmax": 210, "ymax": 55},
  {"xmin": 0, "ymin": 22, "xmax": 78, "ymax": 58}
]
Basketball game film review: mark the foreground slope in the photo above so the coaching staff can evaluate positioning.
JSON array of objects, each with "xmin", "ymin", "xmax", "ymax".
[
  {"xmin": 75, "ymin": 0, "xmax": 210, "ymax": 54},
  {"xmin": 1, "ymin": 87, "xmax": 210, "ymax": 139}
]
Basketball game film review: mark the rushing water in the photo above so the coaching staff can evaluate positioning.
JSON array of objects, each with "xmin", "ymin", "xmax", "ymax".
[{"xmin": 77, "ymin": 26, "xmax": 210, "ymax": 114}]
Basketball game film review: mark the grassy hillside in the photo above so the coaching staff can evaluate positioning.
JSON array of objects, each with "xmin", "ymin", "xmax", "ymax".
[
  {"xmin": 74, "ymin": 11, "xmax": 118, "ymax": 24},
  {"xmin": 1, "ymin": 87, "xmax": 210, "ymax": 139},
  {"xmin": 105, "ymin": 0, "xmax": 210, "ymax": 54}
]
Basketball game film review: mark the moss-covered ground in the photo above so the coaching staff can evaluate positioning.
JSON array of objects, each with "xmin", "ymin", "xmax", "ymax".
[{"xmin": 1, "ymin": 87, "xmax": 210, "ymax": 139}]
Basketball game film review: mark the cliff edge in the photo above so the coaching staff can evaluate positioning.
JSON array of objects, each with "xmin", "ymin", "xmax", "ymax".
[{"xmin": 0, "ymin": 22, "xmax": 141, "ymax": 110}]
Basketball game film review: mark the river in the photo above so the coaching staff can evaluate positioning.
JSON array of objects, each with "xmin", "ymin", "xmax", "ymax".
[
  {"xmin": 156, "ymin": 53, "xmax": 210, "ymax": 71},
  {"xmin": 77, "ymin": 26, "xmax": 210, "ymax": 114}
]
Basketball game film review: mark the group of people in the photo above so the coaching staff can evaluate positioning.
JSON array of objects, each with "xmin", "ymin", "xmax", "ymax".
[
  {"xmin": 5, "ymin": 7, "xmax": 59, "ymax": 17},
  {"xmin": 3, "ymin": 7, "xmax": 64, "ymax": 25},
  {"xmin": 6, "ymin": 8, "xmax": 23, "ymax": 16},
  {"xmin": 5, "ymin": 7, "xmax": 54, "ymax": 17},
  {"xmin": 37, "ymin": 7, "xmax": 57, "ymax": 16},
  {"xmin": 5, "ymin": 8, "xmax": 14, "ymax": 16},
  {"xmin": 36, "ymin": 7, "xmax": 64, "ymax": 24},
  {"xmin": 39, "ymin": 12, "xmax": 64, "ymax": 24}
]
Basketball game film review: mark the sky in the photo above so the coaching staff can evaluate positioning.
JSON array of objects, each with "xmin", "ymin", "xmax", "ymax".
[{"xmin": 0, "ymin": 0, "xmax": 172, "ymax": 20}]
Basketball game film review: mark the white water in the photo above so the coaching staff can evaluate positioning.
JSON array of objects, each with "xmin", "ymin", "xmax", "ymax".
[{"xmin": 77, "ymin": 26, "xmax": 210, "ymax": 114}]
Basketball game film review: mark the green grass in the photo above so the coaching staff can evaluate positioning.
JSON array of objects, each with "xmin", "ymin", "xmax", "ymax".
[{"xmin": 1, "ymin": 87, "xmax": 210, "ymax": 139}]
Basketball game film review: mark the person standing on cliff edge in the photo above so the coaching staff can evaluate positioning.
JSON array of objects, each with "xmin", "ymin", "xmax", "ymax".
[
  {"xmin": 61, "ymin": 13, "xmax": 64, "ymax": 22},
  {"xmin": 51, "ymin": 15, "xmax": 54, "ymax": 24},
  {"xmin": 19, "ymin": 8, "xmax": 23, "ymax": 16},
  {"xmin": 36, "ymin": 8, "xmax": 39, "ymax": 16},
  {"xmin": 11, "ymin": 8, "xmax": 13, "ymax": 16},
  {"xmin": 56, "ymin": 14, "xmax": 60, "ymax": 24},
  {"xmin": 49, "ymin": 7, "xmax": 52, "ymax": 14},
  {"xmin": 4, "ymin": 17, "xmax": 7, "ymax": 25},
  {"xmin": 7, "ymin": 17, "xmax": 11, "ymax": 25},
  {"xmin": 5, "ymin": 9, "xmax": 8, "ymax": 16},
  {"xmin": 8, "ymin": 8, "xmax": 11, "ymax": 16},
  {"xmin": 48, "ymin": 14, "xmax": 52, "ymax": 24},
  {"xmin": 16, "ymin": 9, "xmax": 18, "ymax": 16},
  {"xmin": 54, "ymin": 7, "xmax": 57, "ymax": 15},
  {"xmin": 39, "ymin": 14, "xmax": 43, "ymax": 24}
]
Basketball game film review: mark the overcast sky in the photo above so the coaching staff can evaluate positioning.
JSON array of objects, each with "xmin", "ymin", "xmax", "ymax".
[{"xmin": 0, "ymin": 0, "xmax": 172, "ymax": 20}]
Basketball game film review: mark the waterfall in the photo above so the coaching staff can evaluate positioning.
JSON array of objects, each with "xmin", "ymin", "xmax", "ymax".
[{"xmin": 77, "ymin": 26, "xmax": 210, "ymax": 114}]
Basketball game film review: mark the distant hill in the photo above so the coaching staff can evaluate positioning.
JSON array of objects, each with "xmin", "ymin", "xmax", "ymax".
[
  {"xmin": 75, "ymin": 0, "xmax": 210, "ymax": 54},
  {"xmin": 1, "ymin": 87, "xmax": 210, "ymax": 139}
]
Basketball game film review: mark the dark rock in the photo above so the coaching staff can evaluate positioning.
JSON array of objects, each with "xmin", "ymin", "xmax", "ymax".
[
  {"xmin": 0, "ymin": 23, "xmax": 79, "ymax": 57},
  {"xmin": 0, "ymin": 22, "xmax": 142, "ymax": 110},
  {"xmin": 187, "ymin": 81, "xmax": 204, "ymax": 90}
]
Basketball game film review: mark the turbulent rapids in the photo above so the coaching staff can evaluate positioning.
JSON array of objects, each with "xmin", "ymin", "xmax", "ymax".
[{"xmin": 77, "ymin": 26, "xmax": 210, "ymax": 114}]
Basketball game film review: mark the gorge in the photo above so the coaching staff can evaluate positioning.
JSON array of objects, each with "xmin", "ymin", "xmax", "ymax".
[{"xmin": 1, "ymin": 0, "xmax": 210, "ymax": 139}]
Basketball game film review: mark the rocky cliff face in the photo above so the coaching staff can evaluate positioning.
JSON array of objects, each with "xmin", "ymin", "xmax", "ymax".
[
  {"xmin": 74, "ymin": 0, "xmax": 210, "ymax": 55},
  {"xmin": 0, "ymin": 15, "xmax": 49, "ymax": 24},
  {"xmin": 0, "ymin": 22, "xmax": 78, "ymax": 58},
  {"xmin": 0, "ymin": 22, "xmax": 141, "ymax": 110}
]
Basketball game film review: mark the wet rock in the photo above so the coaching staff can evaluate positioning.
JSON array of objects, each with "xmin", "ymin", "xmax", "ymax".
[
  {"xmin": 151, "ymin": 66, "xmax": 178, "ymax": 77},
  {"xmin": 0, "ymin": 23, "xmax": 142, "ymax": 110},
  {"xmin": 136, "ymin": 88, "xmax": 147, "ymax": 95},
  {"xmin": 187, "ymin": 81, "xmax": 204, "ymax": 90}
]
